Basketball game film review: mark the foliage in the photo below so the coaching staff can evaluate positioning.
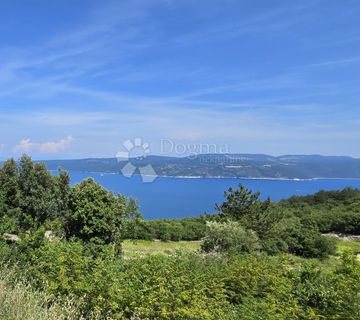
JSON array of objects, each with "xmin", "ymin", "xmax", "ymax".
[
  {"xmin": 17, "ymin": 155, "xmax": 59, "ymax": 229},
  {"xmin": 281, "ymin": 187, "xmax": 360, "ymax": 234},
  {"xmin": 123, "ymin": 216, "xmax": 208, "ymax": 242},
  {"xmin": 291, "ymin": 252, "xmax": 360, "ymax": 319},
  {"xmin": 0, "ymin": 156, "xmax": 135, "ymax": 248},
  {"xmin": 216, "ymin": 184, "xmax": 270, "ymax": 224},
  {"xmin": 1, "ymin": 232, "xmax": 360, "ymax": 319},
  {"xmin": 214, "ymin": 184, "xmax": 336, "ymax": 258},
  {"xmin": 201, "ymin": 221, "xmax": 261, "ymax": 255},
  {"xmin": 66, "ymin": 178, "xmax": 125, "ymax": 247},
  {"xmin": 122, "ymin": 198, "xmax": 145, "ymax": 240},
  {"xmin": 1, "ymin": 158, "xmax": 360, "ymax": 319},
  {"xmin": 0, "ymin": 267, "xmax": 81, "ymax": 320}
]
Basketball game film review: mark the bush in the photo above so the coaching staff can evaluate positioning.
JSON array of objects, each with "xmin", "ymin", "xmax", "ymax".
[
  {"xmin": 260, "ymin": 214, "xmax": 337, "ymax": 258},
  {"xmin": 291, "ymin": 252, "xmax": 360, "ymax": 319},
  {"xmin": 89, "ymin": 253, "xmax": 227, "ymax": 319},
  {"xmin": 201, "ymin": 221, "xmax": 261, "ymax": 255},
  {"xmin": 25, "ymin": 239, "xmax": 94, "ymax": 297},
  {"xmin": 0, "ymin": 268, "xmax": 81, "ymax": 320},
  {"xmin": 133, "ymin": 218, "xmax": 207, "ymax": 242},
  {"xmin": 1, "ymin": 236, "xmax": 360, "ymax": 320},
  {"xmin": 215, "ymin": 185, "xmax": 336, "ymax": 258}
]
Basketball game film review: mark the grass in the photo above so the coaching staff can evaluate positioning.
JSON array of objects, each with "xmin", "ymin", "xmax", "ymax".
[
  {"xmin": 336, "ymin": 239, "xmax": 360, "ymax": 255},
  {"xmin": 0, "ymin": 269, "xmax": 82, "ymax": 320},
  {"xmin": 123, "ymin": 238, "xmax": 360, "ymax": 257},
  {"xmin": 122, "ymin": 238, "xmax": 360, "ymax": 270},
  {"xmin": 122, "ymin": 240, "xmax": 201, "ymax": 257}
]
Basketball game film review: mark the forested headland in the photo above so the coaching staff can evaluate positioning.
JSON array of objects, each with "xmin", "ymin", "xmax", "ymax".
[
  {"xmin": 1, "ymin": 156, "xmax": 360, "ymax": 319},
  {"xmin": 42, "ymin": 154, "xmax": 360, "ymax": 179}
]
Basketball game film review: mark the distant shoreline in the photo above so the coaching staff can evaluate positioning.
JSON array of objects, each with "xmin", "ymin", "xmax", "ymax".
[
  {"xmin": 42, "ymin": 154, "xmax": 360, "ymax": 181},
  {"xmin": 48, "ymin": 170, "xmax": 360, "ymax": 181}
]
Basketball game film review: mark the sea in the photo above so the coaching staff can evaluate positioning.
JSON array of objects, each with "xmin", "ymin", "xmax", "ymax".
[{"xmin": 59, "ymin": 171, "xmax": 360, "ymax": 220}]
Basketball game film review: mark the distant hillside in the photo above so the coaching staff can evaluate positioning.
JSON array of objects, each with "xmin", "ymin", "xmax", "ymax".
[{"xmin": 42, "ymin": 154, "xmax": 360, "ymax": 179}]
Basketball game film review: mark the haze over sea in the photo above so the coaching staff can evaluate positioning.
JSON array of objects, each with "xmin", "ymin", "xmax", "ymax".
[{"xmin": 64, "ymin": 171, "xmax": 360, "ymax": 219}]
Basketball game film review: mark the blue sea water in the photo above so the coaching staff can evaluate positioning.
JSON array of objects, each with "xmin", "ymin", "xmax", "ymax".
[{"xmin": 65, "ymin": 171, "xmax": 360, "ymax": 220}]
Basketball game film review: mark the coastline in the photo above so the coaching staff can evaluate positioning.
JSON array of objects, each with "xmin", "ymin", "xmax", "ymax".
[{"xmin": 48, "ymin": 170, "xmax": 360, "ymax": 181}]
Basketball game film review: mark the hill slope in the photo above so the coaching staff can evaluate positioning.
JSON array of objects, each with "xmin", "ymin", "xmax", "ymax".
[{"xmin": 42, "ymin": 154, "xmax": 360, "ymax": 179}]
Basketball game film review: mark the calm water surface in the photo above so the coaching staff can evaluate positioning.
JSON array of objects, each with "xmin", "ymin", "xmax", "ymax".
[{"xmin": 65, "ymin": 171, "xmax": 360, "ymax": 219}]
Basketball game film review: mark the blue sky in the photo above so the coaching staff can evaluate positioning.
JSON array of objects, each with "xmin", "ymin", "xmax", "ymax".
[{"xmin": 1, "ymin": 0, "xmax": 360, "ymax": 159}]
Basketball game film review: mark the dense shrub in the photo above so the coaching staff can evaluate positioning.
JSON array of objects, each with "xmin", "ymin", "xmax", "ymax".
[
  {"xmin": 91, "ymin": 253, "xmax": 227, "ymax": 319},
  {"xmin": 214, "ymin": 184, "xmax": 336, "ymax": 258},
  {"xmin": 0, "ymin": 267, "xmax": 81, "ymax": 320},
  {"xmin": 201, "ymin": 221, "xmax": 261, "ymax": 255},
  {"xmin": 314, "ymin": 210, "xmax": 360, "ymax": 234},
  {"xmin": 281, "ymin": 188, "xmax": 360, "ymax": 235},
  {"xmin": 260, "ymin": 214, "xmax": 337, "ymax": 258},
  {"xmin": 123, "ymin": 217, "xmax": 208, "ymax": 242},
  {"xmin": 291, "ymin": 252, "xmax": 360, "ymax": 319},
  {"xmin": 283, "ymin": 188, "xmax": 360, "ymax": 208},
  {"xmin": 1, "ymin": 233, "xmax": 360, "ymax": 319}
]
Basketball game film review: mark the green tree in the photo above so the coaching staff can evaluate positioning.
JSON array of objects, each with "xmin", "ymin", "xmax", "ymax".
[
  {"xmin": 122, "ymin": 198, "xmax": 145, "ymax": 240},
  {"xmin": 17, "ymin": 155, "xmax": 58, "ymax": 229},
  {"xmin": 216, "ymin": 184, "xmax": 270, "ymax": 227},
  {"xmin": 66, "ymin": 178, "xmax": 125, "ymax": 247},
  {"xmin": 55, "ymin": 169, "xmax": 71, "ymax": 213},
  {"xmin": 0, "ymin": 158, "xmax": 19, "ymax": 208}
]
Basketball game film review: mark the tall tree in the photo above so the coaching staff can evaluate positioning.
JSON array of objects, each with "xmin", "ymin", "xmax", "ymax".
[
  {"xmin": 67, "ymin": 178, "xmax": 125, "ymax": 246},
  {"xmin": 18, "ymin": 155, "xmax": 57, "ymax": 228},
  {"xmin": 0, "ymin": 158, "xmax": 19, "ymax": 208},
  {"xmin": 54, "ymin": 168, "xmax": 71, "ymax": 216},
  {"xmin": 216, "ymin": 184, "xmax": 270, "ymax": 225}
]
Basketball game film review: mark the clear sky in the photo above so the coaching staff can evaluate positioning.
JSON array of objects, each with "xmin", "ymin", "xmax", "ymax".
[{"xmin": 1, "ymin": 0, "xmax": 360, "ymax": 159}]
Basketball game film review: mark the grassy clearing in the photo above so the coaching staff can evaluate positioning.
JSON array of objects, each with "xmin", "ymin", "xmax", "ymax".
[
  {"xmin": 336, "ymin": 239, "xmax": 360, "ymax": 255},
  {"xmin": 122, "ymin": 240, "xmax": 201, "ymax": 257},
  {"xmin": 123, "ymin": 238, "xmax": 360, "ymax": 257},
  {"xmin": 122, "ymin": 238, "xmax": 360, "ymax": 271}
]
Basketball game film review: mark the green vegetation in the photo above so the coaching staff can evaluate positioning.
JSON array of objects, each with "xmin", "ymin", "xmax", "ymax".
[
  {"xmin": 134, "ymin": 187, "xmax": 360, "ymax": 249},
  {"xmin": 336, "ymin": 239, "xmax": 360, "ymax": 255},
  {"xmin": 201, "ymin": 221, "xmax": 261, "ymax": 255},
  {"xmin": 122, "ymin": 239, "xmax": 201, "ymax": 257},
  {"xmin": 281, "ymin": 187, "xmax": 360, "ymax": 234},
  {"xmin": 124, "ymin": 238, "xmax": 359, "ymax": 260},
  {"xmin": 0, "ymin": 156, "xmax": 360, "ymax": 319},
  {"xmin": 133, "ymin": 185, "xmax": 338, "ymax": 258},
  {"xmin": 0, "ymin": 269, "xmax": 81, "ymax": 320},
  {"xmin": 123, "ymin": 216, "xmax": 207, "ymax": 242}
]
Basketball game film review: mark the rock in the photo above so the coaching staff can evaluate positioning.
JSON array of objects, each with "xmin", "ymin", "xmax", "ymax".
[
  {"xmin": 322, "ymin": 233, "xmax": 360, "ymax": 242},
  {"xmin": 3, "ymin": 233, "xmax": 20, "ymax": 242},
  {"xmin": 44, "ymin": 230, "xmax": 58, "ymax": 242}
]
